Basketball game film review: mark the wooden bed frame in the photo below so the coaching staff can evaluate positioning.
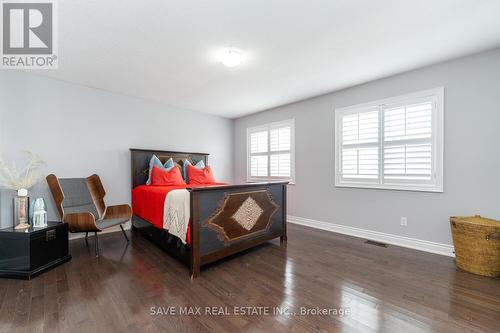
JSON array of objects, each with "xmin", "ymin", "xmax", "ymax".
[{"xmin": 130, "ymin": 148, "xmax": 288, "ymax": 278}]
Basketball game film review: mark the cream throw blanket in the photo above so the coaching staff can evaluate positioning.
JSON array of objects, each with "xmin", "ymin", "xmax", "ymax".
[{"xmin": 163, "ymin": 189, "xmax": 190, "ymax": 244}]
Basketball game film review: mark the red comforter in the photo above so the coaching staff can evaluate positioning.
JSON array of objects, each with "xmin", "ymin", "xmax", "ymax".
[{"xmin": 132, "ymin": 183, "xmax": 226, "ymax": 245}]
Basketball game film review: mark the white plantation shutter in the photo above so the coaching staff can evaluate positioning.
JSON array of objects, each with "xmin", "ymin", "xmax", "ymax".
[
  {"xmin": 250, "ymin": 155, "xmax": 268, "ymax": 177},
  {"xmin": 249, "ymin": 130, "xmax": 269, "ymax": 177},
  {"xmin": 335, "ymin": 88, "xmax": 444, "ymax": 192},
  {"xmin": 383, "ymin": 100, "xmax": 434, "ymax": 183},
  {"xmin": 270, "ymin": 127, "xmax": 291, "ymax": 151},
  {"xmin": 384, "ymin": 102, "xmax": 432, "ymax": 142},
  {"xmin": 247, "ymin": 119, "xmax": 295, "ymax": 182},
  {"xmin": 341, "ymin": 147, "xmax": 379, "ymax": 179},
  {"xmin": 270, "ymin": 154, "xmax": 291, "ymax": 177},
  {"xmin": 250, "ymin": 131, "xmax": 268, "ymax": 154},
  {"xmin": 270, "ymin": 126, "xmax": 291, "ymax": 177},
  {"xmin": 339, "ymin": 108, "xmax": 379, "ymax": 182},
  {"xmin": 342, "ymin": 110, "xmax": 379, "ymax": 145},
  {"xmin": 383, "ymin": 144, "xmax": 432, "ymax": 181}
]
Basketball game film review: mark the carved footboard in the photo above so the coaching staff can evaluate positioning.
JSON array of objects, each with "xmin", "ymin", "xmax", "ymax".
[{"xmin": 188, "ymin": 182, "xmax": 288, "ymax": 278}]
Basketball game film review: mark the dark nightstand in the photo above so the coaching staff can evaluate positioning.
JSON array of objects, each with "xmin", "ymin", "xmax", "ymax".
[{"xmin": 0, "ymin": 221, "xmax": 71, "ymax": 279}]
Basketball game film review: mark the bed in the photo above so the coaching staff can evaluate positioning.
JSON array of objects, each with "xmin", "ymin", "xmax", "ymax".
[{"xmin": 130, "ymin": 148, "xmax": 288, "ymax": 278}]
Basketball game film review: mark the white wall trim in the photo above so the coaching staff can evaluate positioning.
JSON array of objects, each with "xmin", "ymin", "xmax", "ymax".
[{"xmin": 288, "ymin": 215, "xmax": 454, "ymax": 257}]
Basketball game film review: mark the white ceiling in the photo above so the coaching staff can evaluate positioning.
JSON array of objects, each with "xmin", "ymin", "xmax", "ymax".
[{"xmin": 38, "ymin": 0, "xmax": 500, "ymax": 118}]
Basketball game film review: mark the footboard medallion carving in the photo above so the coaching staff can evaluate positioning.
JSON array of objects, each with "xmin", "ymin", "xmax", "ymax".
[{"xmin": 206, "ymin": 190, "xmax": 279, "ymax": 244}]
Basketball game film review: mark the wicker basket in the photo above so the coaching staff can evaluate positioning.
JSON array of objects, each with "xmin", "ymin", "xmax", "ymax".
[{"xmin": 450, "ymin": 215, "xmax": 500, "ymax": 277}]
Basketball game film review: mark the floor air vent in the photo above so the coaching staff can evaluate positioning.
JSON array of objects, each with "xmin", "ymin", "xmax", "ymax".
[{"xmin": 365, "ymin": 240, "xmax": 388, "ymax": 248}]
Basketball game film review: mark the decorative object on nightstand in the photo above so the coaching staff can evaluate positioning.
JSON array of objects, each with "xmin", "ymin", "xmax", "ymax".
[
  {"xmin": 30, "ymin": 198, "xmax": 48, "ymax": 228},
  {"xmin": 0, "ymin": 221, "xmax": 71, "ymax": 279},
  {"xmin": 0, "ymin": 151, "xmax": 46, "ymax": 229},
  {"xmin": 13, "ymin": 188, "xmax": 30, "ymax": 229}
]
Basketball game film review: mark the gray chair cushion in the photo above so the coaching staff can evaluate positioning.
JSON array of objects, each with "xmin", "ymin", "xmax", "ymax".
[
  {"xmin": 96, "ymin": 217, "xmax": 128, "ymax": 230},
  {"xmin": 59, "ymin": 178, "xmax": 99, "ymax": 218}
]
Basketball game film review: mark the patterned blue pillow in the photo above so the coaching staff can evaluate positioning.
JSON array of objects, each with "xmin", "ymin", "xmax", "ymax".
[
  {"xmin": 146, "ymin": 155, "xmax": 174, "ymax": 185},
  {"xmin": 183, "ymin": 159, "xmax": 205, "ymax": 183}
]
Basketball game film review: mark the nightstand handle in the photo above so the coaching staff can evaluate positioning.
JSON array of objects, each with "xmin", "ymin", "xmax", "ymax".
[{"xmin": 46, "ymin": 229, "xmax": 57, "ymax": 241}]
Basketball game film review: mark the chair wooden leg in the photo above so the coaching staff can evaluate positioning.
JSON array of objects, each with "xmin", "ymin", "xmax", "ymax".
[
  {"xmin": 94, "ymin": 232, "xmax": 99, "ymax": 258},
  {"xmin": 120, "ymin": 224, "xmax": 129, "ymax": 242},
  {"xmin": 85, "ymin": 232, "xmax": 88, "ymax": 239}
]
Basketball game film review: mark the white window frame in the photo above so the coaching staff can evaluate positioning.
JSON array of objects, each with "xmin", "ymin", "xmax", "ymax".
[
  {"xmin": 335, "ymin": 88, "xmax": 444, "ymax": 192},
  {"xmin": 247, "ymin": 119, "xmax": 295, "ymax": 183}
]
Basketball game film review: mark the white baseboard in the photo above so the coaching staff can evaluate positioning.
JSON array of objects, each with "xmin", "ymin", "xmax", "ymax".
[
  {"xmin": 287, "ymin": 215, "xmax": 454, "ymax": 257},
  {"xmin": 69, "ymin": 222, "xmax": 131, "ymax": 240}
]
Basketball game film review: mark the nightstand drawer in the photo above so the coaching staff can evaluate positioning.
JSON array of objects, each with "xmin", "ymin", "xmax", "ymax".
[{"xmin": 30, "ymin": 225, "xmax": 69, "ymax": 270}]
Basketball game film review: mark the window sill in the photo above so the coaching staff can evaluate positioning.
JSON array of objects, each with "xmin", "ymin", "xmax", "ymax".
[
  {"xmin": 335, "ymin": 183, "xmax": 443, "ymax": 193},
  {"xmin": 247, "ymin": 179, "xmax": 295, "ymax": 185}
]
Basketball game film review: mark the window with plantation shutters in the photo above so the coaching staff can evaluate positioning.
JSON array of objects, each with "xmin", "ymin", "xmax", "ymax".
[
  {"xmin": 335, "ymin": 88, "xmax": 444, "ymax": 192},
  {"xmin": 247, "ymin": 119, "xmax": 295, "ymax": 182}
]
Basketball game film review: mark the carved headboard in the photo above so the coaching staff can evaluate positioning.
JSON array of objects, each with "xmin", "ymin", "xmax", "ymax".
[{"xmin": 130, "ymin": 148, "xmax": 209, "ymax": 188}]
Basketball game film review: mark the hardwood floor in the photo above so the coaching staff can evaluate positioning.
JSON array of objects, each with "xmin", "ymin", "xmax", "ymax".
[{"xmin": 0, "ymin": 223, "xmax": 499, "ymax": 333}]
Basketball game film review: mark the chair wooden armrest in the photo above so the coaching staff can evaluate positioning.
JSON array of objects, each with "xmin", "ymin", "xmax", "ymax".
[
  {"xmin": 103, "ymin": 204, "xmax": 132, "ymax": 220},
  {"xmin": 64, "ymin": 212, "xmax": 100, "ymax": 232},
  {"xmin": 86, "ymin": 174, "xmax": 106, "ymax": 218}
]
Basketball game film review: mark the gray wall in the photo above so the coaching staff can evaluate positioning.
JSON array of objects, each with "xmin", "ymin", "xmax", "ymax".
[
  {"xmin": 233, "ymin": 47, "xmax": 500, "ymax": 245},
  {"xmin": 0, "ymin": 72, "xmax": 233, "ymax": 228},
  {"xmin": 2, "ymin": 48, "xmax": 499, "ymax": 244}
]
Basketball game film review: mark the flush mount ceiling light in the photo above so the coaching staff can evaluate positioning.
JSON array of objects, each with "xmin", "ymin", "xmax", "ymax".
[{"xmin": 216, "ymin": 48, "xmax": 246, "ymax": 67}]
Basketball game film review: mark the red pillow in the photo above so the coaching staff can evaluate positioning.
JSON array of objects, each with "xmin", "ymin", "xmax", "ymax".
[
  {"xmin": 151, "ymin": 165, "xmax": 185, "ymax": 186},
  {"xmin": 187, "ymin": 164, "xmax": 215, "ymax": 184}
]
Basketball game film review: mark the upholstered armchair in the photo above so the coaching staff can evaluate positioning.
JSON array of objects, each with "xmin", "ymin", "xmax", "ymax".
[{"xmin": 46, "ymin": 174, "xmax": 132, "ymax": 257}]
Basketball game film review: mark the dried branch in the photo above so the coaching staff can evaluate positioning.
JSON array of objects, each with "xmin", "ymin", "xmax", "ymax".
[{"xmin": 0, "ymin": 151, "xmax": 47, "ymax": 190}]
